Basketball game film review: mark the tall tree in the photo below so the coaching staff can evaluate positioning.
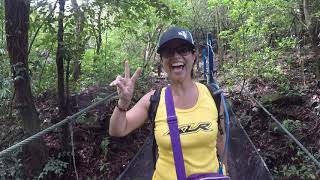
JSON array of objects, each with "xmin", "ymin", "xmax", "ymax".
[
  {"xmin": 55, "ymin": 0, "xmax": 70, "ymax": 152},
  {"xmin": 303, "ymin": 0, "xmax": 320, "ymax": 48},
  {"xmin": 303, "ymin": 0, "xmax": 320, "ymax": 85},
  {"xmin": 96, "ymin": 3, "xmax": 103, "ymax": 55},
  {"xmin": 0, "ymin": 0, "xmax": 4, "ymax": 44},
  {"xmin": 56, "ymin": 0, "xmax": 67, "ymax": 119},
  {"xmin": 89, "ymin": 1, "xmax": 104, "ymax": 56},
  {"xmin": 4, "ymin": 0, "xmax": 47, "ymax": 177},
  {"xmin": 71, "ymin": 0, "xmax": 85, "ymax": 81}
]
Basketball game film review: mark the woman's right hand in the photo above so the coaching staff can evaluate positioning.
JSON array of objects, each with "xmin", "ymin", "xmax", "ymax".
[{"xmin": 109, "ymin": 60, "xmax": 141, "ymax": 109}]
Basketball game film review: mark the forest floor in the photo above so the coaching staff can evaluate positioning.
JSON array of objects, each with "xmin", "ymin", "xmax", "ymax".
[
  {"xmin": 228, "ymin": 49, "xmax": 320, "ymax": 179},
  {"xmin": 0, "ymin": 49, "xmax": 319, "ymax": 180}
]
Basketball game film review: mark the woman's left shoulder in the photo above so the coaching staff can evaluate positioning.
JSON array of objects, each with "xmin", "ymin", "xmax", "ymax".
[{"xmin": 195, "ymin": 81, "xmax": 207, "ymax": 89}]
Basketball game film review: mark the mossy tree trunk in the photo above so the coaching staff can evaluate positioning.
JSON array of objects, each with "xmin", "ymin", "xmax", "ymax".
[{"xmin": 5, "ymin": 0, "xmax": 47, "ymax": 177}]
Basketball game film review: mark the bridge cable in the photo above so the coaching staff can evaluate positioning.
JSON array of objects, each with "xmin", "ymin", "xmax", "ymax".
[
  {"xmin": 247, "ymin": 92, "xmax": 320, "ymax": 169},
  {"xmin": 0, "ymin": 91, "xmax": 118, "ymax": 158}
]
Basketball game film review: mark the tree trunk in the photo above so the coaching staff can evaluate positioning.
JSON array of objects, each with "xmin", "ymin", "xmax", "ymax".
[
  {"xmin": 303, "ymin": 0, "xmax": 319, "ymax": 47},
  {"xmin": 56, "ymin": 0, "xmax": 67, "ymax": 119},
  {"xmin": 71, "ymin": 0, "xmax": 85, "ymax": 81},
  {"xmin": 1, "ymin": 0, "xmax": 4, "ymax": 44},
  {"xmin": 303, "ymin": 0, "xmax": 320, "ymax": 85},
  {"xmin": 104, "ymin": 23, "xmax": 108, "ymax": 73},
  {"xmin": 215, "ymin": 6, "xmax": 224, "ymax": 68},
  {"xmin": 143, "ymin": 26, "xmax": 162, "ymax": 73},
  {"xmin": 5, "ymin": 0, "xmax": 47, "ymax": 177},
  {"xmin": 55, "ymin": 0, "xmax": 70, "ymax": 153},
  {"xmin": 65, "ymin": 57, "xmax": 71, "ymax": 114},
  {"xmin": 157, "ymin": 62, "xmax": 161, "ymax": 77},
  {"xmin": 96, "ymin": 4, "xmax": 103, "ymax": 55},
  {"xmin": 196, "ymin": 43, "xmax": 200, "ymax": 78}
]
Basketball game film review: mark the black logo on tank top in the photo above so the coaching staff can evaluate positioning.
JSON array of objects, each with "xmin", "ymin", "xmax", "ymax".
[{"xmin": 164, "ymin": 122, "xmax": 213, "ymax": 135}]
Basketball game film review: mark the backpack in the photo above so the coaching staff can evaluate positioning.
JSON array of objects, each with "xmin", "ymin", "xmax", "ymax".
[{"xmin": 148, "ymin": 84, "xmax": 223, "ymax": 169}]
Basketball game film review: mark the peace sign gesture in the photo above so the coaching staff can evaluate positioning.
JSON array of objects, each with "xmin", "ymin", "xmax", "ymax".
[{"xmin": 110, "ymin": 60, "xmax": 141, "ymax": 109}]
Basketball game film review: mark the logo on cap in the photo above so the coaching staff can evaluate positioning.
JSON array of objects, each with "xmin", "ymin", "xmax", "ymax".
[{"xmin": 178, "ymin": 31, "xmax": 188, "ymax": 39}]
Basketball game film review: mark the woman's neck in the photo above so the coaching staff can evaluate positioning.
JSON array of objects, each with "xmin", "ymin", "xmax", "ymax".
[
  {"xmin": 170, "ymin": 80, "xmax": 196, "ymax": 96},
  {"xmin": 169, "ymin": 80, "xmax": 198, "ymax": 109}
]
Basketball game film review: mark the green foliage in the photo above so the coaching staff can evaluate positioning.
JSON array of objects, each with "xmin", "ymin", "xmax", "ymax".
[
  {"xmin": 270, "ymin": 119, "xmax": 319, "ymax": 179},
  {"xmin": 98, "ymin": 137, "xmax": 110, "ymax": 173},
  {"xmin": 209, "ymin": 0, "xmax": 299, "ymax": 91},
  {"xmin": 272, "ymin": 119, "xmax": 302, "ymax": 135},
  {"xmin": 0, "ymin": 76, "xmax": 11, "ymax": 99},
  {"xmin": 0, "ymin": 76, "xmax": 12, "ymax": 119},
  {"xmin": 76, "ymin": 112, "xmax": 89, "ymax": 124},
  {"xmin": 0, "ymin": 149, "xmax": 23, "ymax": 180},
  {"xmin": 282, "ymin": 119, "xmax": 302, "ymax": 133},
  {"xmin": 38, "ymin": 158, "xmax": 68, "ymax": 179},
  {"xmin": 99, "ymin": 162, "xmax": 109, "ymax": 173},
  {"xmin": 273, "ymin": 150, "xmax": 320, "ymax": 179},
  {"xmin": 207, "ymin": 2, "xmax": 319, "ymax": 177},
  {"xmin": 100, "ymin": 137, "xmax": 109, "ymax": 154},
  {"xmin": 19, "ymin": 0, "xmax": 183, "ymax": 97}
]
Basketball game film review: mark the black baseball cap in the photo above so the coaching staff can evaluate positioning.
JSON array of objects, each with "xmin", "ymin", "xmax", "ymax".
[{"xmin": 157, "ymin": 27, "xmax": 195, "ymax": 53}]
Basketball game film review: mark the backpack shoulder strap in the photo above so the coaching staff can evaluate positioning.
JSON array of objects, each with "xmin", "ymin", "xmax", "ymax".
[
  {"xmin": 148, "ymin": 89, "xmax": 161, "ymax": 121},
  {"xmin": 148, "ymin": 89, "xmax": 161, "ymax": 169},
  {"xmin": 205, "ymin": 84, "xmax": 223, "ymax": 134}
]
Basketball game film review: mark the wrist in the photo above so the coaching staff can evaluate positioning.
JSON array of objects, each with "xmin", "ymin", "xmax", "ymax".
[
  {"xmin": 116, "ymin": 104, "xmax": 127, "ymax": 112},
  {"xmin": 117, "ymin": 100, "xmax": 130, "ymax": 110}
]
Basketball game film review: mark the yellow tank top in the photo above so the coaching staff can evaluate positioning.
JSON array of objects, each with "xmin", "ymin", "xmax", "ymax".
[{"xmin": 152, "ymin": 82, "xmax": 219, "ymax": 180}]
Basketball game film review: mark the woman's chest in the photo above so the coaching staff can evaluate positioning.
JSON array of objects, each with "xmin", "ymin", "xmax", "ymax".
[{"xmin": 154, "ymin": 104, "xmax": 218, "ymax": 150}]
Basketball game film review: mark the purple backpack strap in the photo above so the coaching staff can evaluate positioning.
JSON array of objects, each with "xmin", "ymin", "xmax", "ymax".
[{"xmin": 165, "ymin": 86, "xmax": 187, "ymax": 180}]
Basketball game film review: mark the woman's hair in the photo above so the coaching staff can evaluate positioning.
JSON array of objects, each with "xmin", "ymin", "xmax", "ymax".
[{"xmin": 191, "ymin": 52, "xmax": 196, "ymax": 79}]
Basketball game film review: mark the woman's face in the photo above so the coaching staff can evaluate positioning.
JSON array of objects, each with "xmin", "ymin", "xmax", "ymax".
[{"xmin": 159, "ymin": 39, "xmax": 196, "ymax": 82}]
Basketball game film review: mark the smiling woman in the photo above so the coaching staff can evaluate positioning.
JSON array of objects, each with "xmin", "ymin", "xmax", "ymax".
[
  {"xmin": 159, "ymin": 38, "xmax": 196, "ymax": 82},
  {"xmin": 109, "ymin": 26, "xmax": 229, "ymax": 180}
]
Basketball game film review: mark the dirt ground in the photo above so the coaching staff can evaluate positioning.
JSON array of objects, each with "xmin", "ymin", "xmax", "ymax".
[{"xmin": 228, "ymin": 50, "xmax": 320, "ymax": 179}]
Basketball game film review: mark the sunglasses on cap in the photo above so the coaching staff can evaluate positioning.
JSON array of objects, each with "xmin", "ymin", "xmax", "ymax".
[{"xmin": 160, "ymin": 45, "xmax": 194, "ymax": 58}]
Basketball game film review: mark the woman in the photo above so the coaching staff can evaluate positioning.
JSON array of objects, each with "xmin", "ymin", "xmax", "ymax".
[{"xmin": 109, "ymin": 27, "xmax": 227, "ymax": 180}]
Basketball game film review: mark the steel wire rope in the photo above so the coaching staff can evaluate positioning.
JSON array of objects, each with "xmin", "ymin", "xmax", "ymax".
[
  {"xmin": 69, "ymin": 121, "xmax": 79, "ymax": 180},
  {"xmin": 246, "ymin": 92, "xmax": 320, "ymax": 169},
  {"xmin": 0, "ymin": 91, "xmax": 118, "ymax": 158}
]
